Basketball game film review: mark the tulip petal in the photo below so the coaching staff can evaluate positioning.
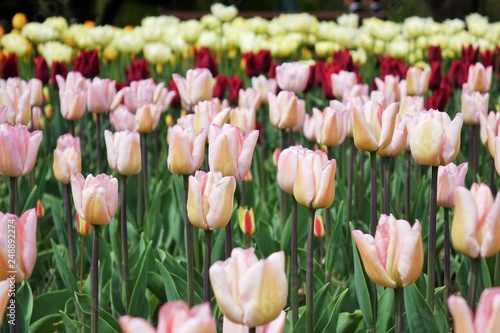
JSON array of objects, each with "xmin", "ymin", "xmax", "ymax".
[
  {"xmin": 480, "ymin": 193, "xmax": 500, "ymax": 258},
  {"xmin": 82, "ymin": 186, "xmax": 111, "ymax": 225},
  {"xmin": 237, "ymin": 130, "xmax": 259, "ymax": 181},
  {"xmin": 206, "ymin": 176, "xmax": 236, "ymax": 230},
  {"xmin": 398, "ymin": 220, "xmax": 423, "ymax": 286},
  {"xmin": 18, "ymin": 209, "xmax": 37, "ymax": 280},
  {"xmin": 353, "ymin": 103, "xmax": 378, "ymax": 152},
  {"xmin": 0, "ymin": 279, "xmax": 10, "ymax": 327},
  {"xmin": 104, "ymin": 130, "xmax": 117, "ymax": 171},
  {"xmin": 409, "ymin": 117, "xmax": 443, "ymax": 166},
  {"xmin": 223, "ymin": 316, "xmax": 248, "ymax": 333},
  {"xmin": 451, "ymin": 187, "xmax": 481, "ymax": 258},
  {"xmin": 119, "ymin": 316, "xmax": 156, "ymax": 333},
  {"xmin": 210, "ymin": 261, "xmax": 244, "ymax": 324},
  {"xmin": 168, "ymin": 128, "xmax": 196, "ymax": 175},
  {"xmin": 293, "ymin": 153, "xmax": 315, "ymax": 208},
  {"xmin": 311, "ymin": 160, "xmax": 336, "ymax": 209},
  {"xmin": 378, "ymin": 103, "xmax": 398, "ymax": 150},
  {"xmin": 22, "ymin": 130, "xmax": 43, "ymax": 176},
  {"xmin": 0, "ymin": 126, "xmax": 23, "ymax": 176},
  {"xmin": 257, "ymin": 310, "xmax": 286, "ymax": 333},
  {"xmin": 441, "ymin": 113, "xmax": 463, "ymax": 165},
  {"xmin": 187, "ymin": 175, "xmax": 207, "ymax": 229},
  {"xmin": 71, "ymin": 173, "xmax": 86, "ymax": 218},
  {"xmin": 448, "ymin": 296, "xmax": 475, "ymax": 333}
]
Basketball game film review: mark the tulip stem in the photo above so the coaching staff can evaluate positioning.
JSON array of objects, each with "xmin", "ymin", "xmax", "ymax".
[
  {"xmin": 64, "ymin": 184, "xmax": 76, "ymax": 273},
  {"xmin": 280, "ymin": 129, "xmax": 289, "ymax": 231},
  {"xmin": 183, "ymin": 175, "xmax": 195, "ymax": 306},
  {"xmin": 121, "ymin": 176, "xmax": 131, "ymax": 312},
  {"xmin": 91, "ymin": 225, "xmax": 100, "ymax": 333},
  {"xmin": 394, "ymin": 287, "xmax": 404, "ymax": 333},
  {"xmin": 358, "ymin": 151, "xmax": 365, "ymax": 214},
  {"xmin": 140, "ymin": 134, "xmax": 150, "ymax": 222},
  {"xmin": 471, "ymin": 125, "xmax": 479, "ymax": 178},
  {"xmin": 494, "ymin": 253, "xmax": 500, "ymax": 286},
  {"xmin": 468, "ymin": 257, "xmax": 481, "ymax": 311},
  {"xmin": 153, "ymin": 128, "xmax": 159, "ymax": 181},
  {"xmin": 490, "ymin": 156, "xmax": 496, "ymax": 193},
  {"xmin": 405, "ymin": 151, "xmax": 411, "ymax": 220},
  {"xmin": 291, "ymin": 196, "xmax": 298, "ymax": 327},
  {"xmin": 382, "ymin": 157, "xmax": 390, "ymax": 214},
  {"xmin": 69, "ymin": 120, "xmax": 75, "ymax": 137},
  {"xmin": 80, "ymin": 237, "xmax": 86, "ymax": 333},
  {"xmin": 426, "ymin": 166, "xmax": 438, "ymax": 308},
  {"xmin": 225, "ymin": 219, "xmax": 233, "ymax": 259},
  {"xmin": 9, "ymin": 177, "xmax": 17, "ymax": 215},
  {"xmin": 306, "ymin": 208, "xmax": 316, "ymax": 333},
  {"xmin": 347, "ymin": 139, "xmax": 355, "ymax": 222},
  {"xmin": 204, "ymin": 229, "xmax": 213, "ymax": 303},
  {"xmin": 370, "ymin": 152, "xmax": 377, "ymax": 236},
  {"xmin": 249, "ymin": 328, "xmax": 256, "ymax": 333},
  {"xmin": 96, "ymin": 113, "xmax": 103, "ymax": 173},
  {"xmin": 443, "ymin": 207, "xmax": 450, "ymax": 321}
]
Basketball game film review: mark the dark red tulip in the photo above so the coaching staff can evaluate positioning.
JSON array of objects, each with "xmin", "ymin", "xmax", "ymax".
[
  {"xmin": 446, "ymin": 60, "xmax": 468, "ymax": 88},
  {"xmin": 303, "ymin": 65, "xmax": 316, "ymax": 93},
  {"xmin": 195, "ymin": 47, "xmax": 218, "ymax": 76},
  {"xmin": 378, "ymin": 55, "xmax": 408, "ymax": 80},
  {"xmin": 320, "ymin": 63, "xmax": 342, "ymax": 99},
  {"xmin": 212, "ymin": 75, "xmax": 227, "ymax": 100},
  {"xmin": 428, "ymin": 61, "xmax": 442, "ymax": 91},
  {"xmin": 424, "ymin": 88, "xmax": 451, "ymax": 111},
  {"xmin": 461, "ymin": 45, "xmax": 479, "ymax": 65},
  {"xmin": 73, "ymin": 49, "xmax": 100, "ymax": 78},
  {"xmin": 34, "ymin": 57, "xmax": 50, "ymax": 85},
  {"xmin": 125, "ymin": 59, "xmax": 150, "ymax": 84},
  {"xmin": 480, "ymin": 50, "xmax": 495, "ymax": 69},
  {"xmin": 227, "ymin": 75, "xmax": 243, "ymax": 104},
  {"xmin": 268, "ymin": 62, "xmax": 279, "ymax": 79},
  {"xmin": 50, "ymin": 61, "xmax": 68, "ymax": 89},
  {"xmin": 255, "ymin": 50, "xmax": 272, "ymax": 74},
  {"xmin": 428, "ymin": 46, "xmax": 442, "ymax": 63},
  {"xmin": 332, "ymin": 50, "xmax": 358, "ymax": 72},
  {"xmin": 1, "ymin": 53, "xmax": 19, "ymax": 79},
  {"xmin": 168, "ymin": 79, "xmax": 181, "ymax": 108}
]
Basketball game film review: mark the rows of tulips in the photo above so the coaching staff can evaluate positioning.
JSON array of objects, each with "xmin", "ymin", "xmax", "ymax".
[{"xmin": 3, "ymin": 4, "xmax": 500, "ymax": 333}]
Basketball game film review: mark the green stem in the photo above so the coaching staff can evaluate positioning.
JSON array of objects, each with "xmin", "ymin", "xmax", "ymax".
[
  {"xmin": 153, "ymin": 128, "xmax": 160, "ymax": 180},
  {"xmin": 80, "ymin": 237, "xmax": 86, "ymax": 333},
  {"xmin": 183, "ymin": 175, "xmax": 195, "ymax": 306},
  {"xmin": 347, "ymin": 139, "xmax": 355, "ymax": 222},
  {"xmin": 395, "ymin": 287, "xmax": 404, "ymax": 333},
  {"xmin": 468, "ymin": 257, "xmax": 481, "ymax": 311},
  {"xmin": 490, "ymin": 156, "xmax": 496, "ymax": 193},
  {"xmin": 471, "ymin": 125, "xmax": 479, "ymax": 178},
  {"xmin": 140, "ymin": 134, "xmax": 150, "ymax": 222},
  {"xmin": 382, "ymin": 157, "xmax": 389, "ymax": 215},
  {"xmin": 495, "ymin": 253, "xmax": 500, "ymax": 286},
  {"xmin": 370, "ymin": 152, "xmax": 377, "ymax": 236},
  {"xmin": 405, "ymin": 151, "xmax": 411, "ymax": 220},
  {"xmin": 249, "ymin": 328, "xmax": 256, "ymax": 333},
  {"xmin": 204, "ymin": 229, "xmax": 213, "ymax": 303},
  {"xmin": 443, "ymin": 207, "xmax": 450, "ymax": 321},
  {"xmin": 357, "ymin": 151, "xmax": 365, "ymax": 214},
  {"xmin": 280, "ymin": 129, "xmax": 288, "ymax": 231},
  {"xmin": 91, "ymin": 225, "xmax": 100, "ymax": 333},
  {"xmin": 426, "ymin": 166, "xmax": 438, "ymax": 307},
  {"xmin": 9, "ymin": 177, "xmax": 17, "ymax": 215},
  {"xmin": 64, "ymin": 184, "xmax": 76, "ymax": 273},
  {"xmin": 306, "ymin": 208, "xmax": 316, "ymax": 333},
  {"xmin": 96, "ymin": 113, "xmax": 103, "ymax": 173},
  {"xmin": 69, "ymin": 120, "xmax": 75, "ymax": 137},
  {"xmin": 291, "ymin": 196, "xmax": 298, "ymax": 327},
  {"xmin": 121, "ymin": 176, "xmax": 130, "ymax": 312}
]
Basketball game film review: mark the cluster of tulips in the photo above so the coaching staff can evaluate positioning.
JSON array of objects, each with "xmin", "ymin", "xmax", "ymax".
[{"xmin": 3, "ymin": 5, "xmax": 500, "ymax": 333}]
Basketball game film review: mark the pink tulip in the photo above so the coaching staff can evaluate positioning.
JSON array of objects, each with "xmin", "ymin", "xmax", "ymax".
[
  {"xmin": 238, "ymin": 88, "xmax": 261, "ymax": 112},
  {"xmin": 230, "ymin": 107, "xmax": 256, "ymax": 135},
  {"xmin": 377, "ymin": 115, "xmax": 407, "ymax": 157},
  {"xmin": 110, "ymin": 105, "xmax": 136, "ymax": 132},
  {"xmin": 276, "ymin": 62, "xmax": 311, "ymax": 93},
  {"xmin": 187, "ymin": 170, "xmax": 236, "ymax": 230},
  {"xmin": 0, "ymin": 105, "xmax": 7, "ymax": 123},
  {"xmin": 292, "ymin": 99, "xmax": 306, "ymax": 133},
  {"xmin": 0, "ymin": 279, "xmax": 10, "ymax": 326},
  {"xmin": 398, "ymin": 96, "xmax": 423, "ymax": 118},
  {"xmin": 0, "ymin": 209, "xmax": 37, "ymax": 282},
  {"xmin": 208, "ymin": 124, "xmax": 259, "ymax": 181},
  {"xmin": 86, "ymin": 77, "xmax": 116, "ymax": 113},
  {"xmin": 193, "ymin": 100, "xmax": 230, "ymax": 134},
  {"xmin": 375, "ymin": 75, "xmax": 401, "ymax": 102},
  {"xmin": 167, "ymin": 125, "xmax": 207, "ymax": 175},
  {"xmin": 251, "ymin": 75, "xmax": 277, "ymax": 104},
  {"xmin": 59, "ymin": 87, "xmax": 86, "ymax": 121},
  {"xmin": 293, "ymin": 149, "xmax": 336, "ymax": 209},
  {"xmin": 352, "ymin": 214, "xmax": 423, "ymax": 288},
  {"xmin": 104, "ymin": 130, "xmax": 141, "ymax": 175},
  {"xmin": 480, "ymin": 111, "xmax": 500, "ymax": 156},
  {"xmin": 437, "ymin": 162, "xmax": 468, "ymax": 208},
  {"xmin": 451, "ymin": 183, "xmax": 500, "ymax": 258},
  {"xmin": 407, "ymin": 109, "xmax": 463, "ymax": 166},
  {"xmin": 352, "ymin": 100, "xmax": 399, "ymax": 153},
  {"xmin": 222, "ymin": 311, "xmax": 286, "ymax": 333},
  {"xmin": 405, "ymin": 66, "xmax": 431, "ymax": 96},
  {"xmin": 0, "ymin": 81, "xmax": 31, "ymax": 125},
  {"xmin": 0, "ymin": 123, "xmax": 43, "ymax": 177},
  {"xmin": 302, "ymin": 114, "xmax": 316, "ymax": 142},
  {"xmin": 28, "ymin": 79, "xmax": 43, "ymax": 107},
  {"xmin": 345, "ymin": 83, "xmax": 369, "ymax": 101},
  {"xmin": 467, "ymin": 62, "xmax": 492, "ymax": 93},
  {"xmin": 119, "ymin": 301, "xmax": 216, "ymax": 333},
  {"xmin": 461, "ymin": 88, "xmax": 489, "ymax": 125},
  {"xmin": 267, "ymin": 91, "xmax": 299, "ymax": 130},
  {"xmin": 448, "ymin": 287, "xmax": 500, "ymax": 333},
  {"xmin": 71, "ymin": 173, "xmax": 118, "ymax": 225},
  {"xmin": 135, "ymin": 103, "xmax": 162, "ymax": 133},
  {"xmin": 331, "ymin": 70, "xmax": 357, "ymax": 100},
  {"xmin": 210, "ymin": 248, "xmax": 288, "ymax": 327},
  {"xmin": 56, "ymin": 72, "xmax": 86, "ymax": 92},
  {"xmin": 277, "ymin": 145, "xmax": 306, "ymax": 196},
  {"xmin": 172, "ymin": 68, "xmax": 213, "ymax": 109},
  {"xmin": 114, "ymin": 79, "xmax": 175, "ymax": 114},
  {"xmin": 53, "ymin": 134, "xmax": 81, "ymax": 184},
  {"xmin": 313, "ymin": 102, "xmax": 348, "ymax": 147}
]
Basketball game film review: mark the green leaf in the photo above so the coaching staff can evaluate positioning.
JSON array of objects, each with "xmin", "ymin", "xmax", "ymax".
[
  {"xmin": 50, "ymin": 239, "xmax": 78, "ymax": 293},
  {"xmin": 322, "ymin": 289, "xmax": 348, "ymax": 333},
  {"xmin": 30, "ymin": 314, "xmax": 63, "ymax": 333},
  {"xmin": 376, "ymin": 288, "xmax": 394, "ymax": 333},
  {"xmin": 350, "ymin": 223, "xmax": 373, "ymax": 329},
  {"xmin": 312, "ymin": 283, "xmax": 333, "ymax": 331},
  {"xmin": 59, "ymin": 311, "xmax": 82, "ymax": 333},
  {"xmin": 31, "ymin": 290, "xmax": 71, "ymax": 323},
  {"xmin": 74, "ymin": 292, "xmax": 121, "ymax": 332},
  {"xmin": 156, "ymin": 259, "xmax": 181, "ymax": 301},
  {"xmin": 404, "ymin": 283, "xmax": 439, "ymax": 333},
  {"xmin": 255, "ymin": 220, "xmax": 279, "ymax": 258},
  {"xmin": 434, "ymin": 300, "xmax": 449, "ymax": 333},
  {"xmin": 128, "ymin": 242, "xmax": 152, "ymax": 317}
]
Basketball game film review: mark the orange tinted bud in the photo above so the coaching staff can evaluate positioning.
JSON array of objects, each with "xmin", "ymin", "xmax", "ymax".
[
  {"xmin": 84, "ymin": 20, "xmax": 96, "ymax": 28},
  {"xmin": 43, "ymin": 104, "xmax": 53, "ymax": 119},
  {"xmin": 76, "ymin": 212, "xmax": 91, "ymax": 237},
  {"xmin": 273, "ymin": 148, "xmax": 280, "ymax": 166},
  {"xmin": 239, "ymin": 207, "xmax": 256, "ymax": 236},
  {"xmin": 244, "ymin": 170, "xmax": 253, "ymax": 182},
  {"xmin": 314, "ymin": 214, "xmax": 325, "ymax": 238},
  {"xmin": 12, "ymin": 13, "xmax": 27, "ymax": 30},
  {"xmin": 123, "ymin": 25, "xmax": 134, "ymax": 32},
  {"xmin": 36, "ymin": 200, "xmax": 44, "ymax": 218},
  {"xmin": 165, "ymin": 114, "xmax": 174, "ymax": 127}
]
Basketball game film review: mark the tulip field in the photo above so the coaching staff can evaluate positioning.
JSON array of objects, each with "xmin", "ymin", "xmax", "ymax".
[{"xmin": 3, "ymin": 3, "xmax": 500, "ymax": 333}]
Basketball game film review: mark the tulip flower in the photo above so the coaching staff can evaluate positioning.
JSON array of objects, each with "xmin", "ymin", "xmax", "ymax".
[
  {"xmin": 36, "ymin": 200, "xmax": 44, "ymax": 218},
  {"xmin": 193, "ymin": 100, "xmax": 230, "ymax": 134},
  {"xmin": 0, "ymin": 279, "xmax": 10, "ymax": 326},
  {"xmin": 405, "ymin": 66, "xmax": 431, "ymax": 97},
  {"xmin": 0, "ymin": 81, "xmax": 31, "ymax": 125},
  {"xmin": 398, "ymin": 96, "xmax": 423, "ymax": 118},
  {"xmin": 331, "ymin": 70, "xmax": 357, "ymax": 100},
  {"xmin": 448, "ymin": 287, "xmax": 500, "ymax": 333},
  {"xmin": 104, "ymin": 130, "xmax": 141, "ymax": 175},
  {"xmin": 461, "ymin": 89, "xmax": 488, "ymax": 125},
  {"xmin": 135, "ymin": 103, "xmax": 162, "ymax": 133},
  {"xmin": 293, "ymin": 149, "xmax": 336, "ymax": 209},
  {"xmin": 407, "ymin": 110, "xmax": 463, "ymax": 166},
  {"xmin": 76, "ymin": 212, "xmax": 90, "ymax": 237},
  {"xmin": 208, "ymin": 124, "xmax": 259, "ymax": 181},
  {"xmin": 71, "ymin": 173, "xmax": 119, "ymax": 225},
  {"xmin": 276, "ymin": 62, "xmax": 311, "ymax": 93},
  {"xmin": 375, "ymin": 74, "xmax": 401, "ymax": 102},
  {"xmin": 377, "ymin": 115, "xmax": 407, "ymax": 157},
  {"xmin": 28, "ymin": 79, "xmax": 43, "ymax": 107},
  {"xmin": 210, "ymin": 248, "xmax": 288, "ymax": 327},
  {"xmin": 267, "ymin": 91, "xmax": 299, "ymax": 130},
  {"xmin": 277, "ymin": 145, "xmax": 306, "ymax": 196},
  {"xmin": 352, "ymin": 100, "xmax": 399, "ymax": 153},
  {"xmin": 239, "ymin": 88, "xmax": 261, "ymax": 112},
  {"xmin": 53, "ymin": 134, "xmax": 81, "ymax": 184},
  {"xmin": 352, "ymin": 214, "xmax": 424, "ymax": 288},
  {"xmin": 251, "ymin": 75, "xmax": 277, "ymax": 104},
  {"xmin": 302, "ymin": 114, "xmax": 316, "ymax": 142},
  {"xmin": 292, "ymin": 99, "xmax": 306, "ymax": 133},
  {"xmin": 451, "ymin": 183, "xmax": 500, "ymax": 258},
  {"xmin": 119, "ymin": 301, "xmax": 216, "ymax": 333},
  {"xmin": 110, "ymin": 105, "xmax": 136, "ymax": 132},
  {"xmin": 172, "ymin": 68, "xmax": 213, "ymax": 110},
  {"xmin": 222, "ymin": 311, "xmax": 286, "ymax": 333},
  {"xmin": 167, "ymin": 125, "xmax": 207, "ymax": 175},
  {"xmin": 57, "ymin": 72, "xmax": 87, "ymax": 121},
  {"xmin": 480, "ymin": 111, "xmax": 500, "ymax": 157},
  {"xmin": 187, "ymin": 171, "xmax": 236, "ymax": 230},
  {"xmin": 86, "ymin": 77, "xmax": 116, "ymax": 113},
  {"xmin": 0, "ymin": 123, "xmax": 43, "ymax": 177},
  {"xmin": 239, "ymin": 207, "xmax": 256, "ymax": 236},
  {"xmin": 467, "ymin": 62, "xmax": 492, "ymax": 93},
  {"xmin": 114, "ymin": 79, "xmax": 175, "ymax": 114},
  {"xmin": 0, "ymin": 209, "xmax": 37, "ymax": 282},
  {"xmin": 313, "ymin": 102, "xmax": 348, "ymax": 147},
  {"xmin": 437, "ymin": 162, "xmax": 468, "ymax": 208},
  {"xmin": 314, "ymin": 214, "xmax": 325, "ymax": 238},
  {"xmin": 230, "ymin": 107, "xmax": 256, "ymax": 135}
]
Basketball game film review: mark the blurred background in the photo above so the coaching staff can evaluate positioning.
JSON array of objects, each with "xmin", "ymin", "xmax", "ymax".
[{"xmin": 0, "ymin": 0, "xmax": 498, "ymax": 28}]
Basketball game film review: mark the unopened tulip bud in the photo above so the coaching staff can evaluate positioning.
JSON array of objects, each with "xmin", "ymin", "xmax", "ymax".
[
  {"xmin": 437, "ymin": 162, "xmax": 468, "ymax": 208},
  {"xmin": 36, "ymin": 200, "xmax": 44, "ymax": 218},
  {"xmin": 314, "ymin": 214, "xmax": 325, "ymax": 238},
  {"xmin": 165, "ymin": 114, "xmax": 174, "ymax": 127},
  {"xmin": 273, "ymin": 148, "xmax": 280, "ymax": 167},
  {"xmin": 239, "ymin": 207, "xmax": 256, "ymax": 236},
  {"xmin": 76, "ymin": 212, "xmax": 91, "ymax": 237},
  {"xmin": 244, "ymin": 170, "xmax": 253, "ymax": 182}
]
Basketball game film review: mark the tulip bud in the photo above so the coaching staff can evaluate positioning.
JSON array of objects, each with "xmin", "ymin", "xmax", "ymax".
[
  {"xmin": 239, "ymin": 207, "xmax": 256, "ymax": 236},
  {"xmin": 461, "ymin": 89, "xmax": 489, "ymax": 125},
  {"xmin": 267, "ymin": 91, "xmax": 298, "ymax": 130},
  {"xmin": 36, "ymin": 200, "xmax": 44, "ymax": 218},
  {"xmin": 244, "ymin": 170, "xmax": 253, "ymax": 182},
  {"xmin": 76, "ymin": 212, "xmax": 91, "ymax": 237},
  {"xmin": 437, "ymin": 162, "xmax": 468, "ymax": 208},
  {"xmin": 167, "ymin": 125, "xmax": 207, "ymax": 175},
  {"xmin": 314, "ymin": 214, "xmax": 325, "ymax": 238},
  {"xmin": 53, "ymin": 134, "xmax": 81, "ymax": 184},
  {"xmin": 273, "ymin": 148, "xmax": 280, "ymax": 167},
  {"xmin": 276, "ymin": 62, "xmax": 311, "ymax": 93},
  {"xmin": 104, "ymin": 130, "xmax": 142, "ymax": 176},
  {"xmin": 405, "ymin": 66, "xmax": 431, "ymax": 96},
  {"xmin": 467, "ymin": 62, "xmax": 492, "ymax": 93}
]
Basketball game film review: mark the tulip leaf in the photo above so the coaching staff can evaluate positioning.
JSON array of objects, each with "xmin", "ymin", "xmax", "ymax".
[
  {"xmin": 293, "ymin": 306, "xmax": 307, "ymax": 333},
  {"xmin": 31, "ymin": 290, "xmax": 72, "ymax": 323},
  {"xmin": 59, "ymin": 311, "xmax": 82, "ymax": 333},
  {"xmin": 30, "ymin": 314, "xmax": 64, "ymax": 333},
  {"xmin": 313, "ymin": 283, "xmax": 333, "ymax": 329},
  {"xmin": 321, "ymin": 288, "xmax": 348, "ymax": 333},
  {"xmin": 128, "ymin": 242, "xmax": 151, "ymax": 317},
  {"xmin": 433, "ymin": 299, "xmax": 449, "ymax": 333},
  {"xmin": 404, "ymin": 283, "xmax": 439, "ymax": 333},
  {"xmin": 349, "ymin": 223, "xmax": 374, "ymax": 329},
  {"xmin": 147, "ymin": 271, "xmax": 167, "ymax": 304},
  {"xmin": 337, "ymin": 311, "xmax": 365, "ymax": 333},
  {"xmin": 255, "ymin": 220, "xmax": 279, "ymax": 258},
  {"xmin": 279, "ymin": 213, "xmax": 292, "ymax": 253},
  {"xmin": 376, "ymin": 287, "xmax": 394, "ymax": 333},
  {"xmin": 110, "ymin": 264, "xmax": 126, "ymax": 316},
  {"xmin": 481, "ymin": 258, "xmax": 492, "ymax": 289},
  {"xmin": 156, "ymin": 259, "xmax": 182, "ymax": 301},
  {"xmin": 50, "ymin": 239, "xmax": 78, "ymax": 294},
  {"xmin": 74, "ymin": 292, "xmax": 121, "ymax": 332}
]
